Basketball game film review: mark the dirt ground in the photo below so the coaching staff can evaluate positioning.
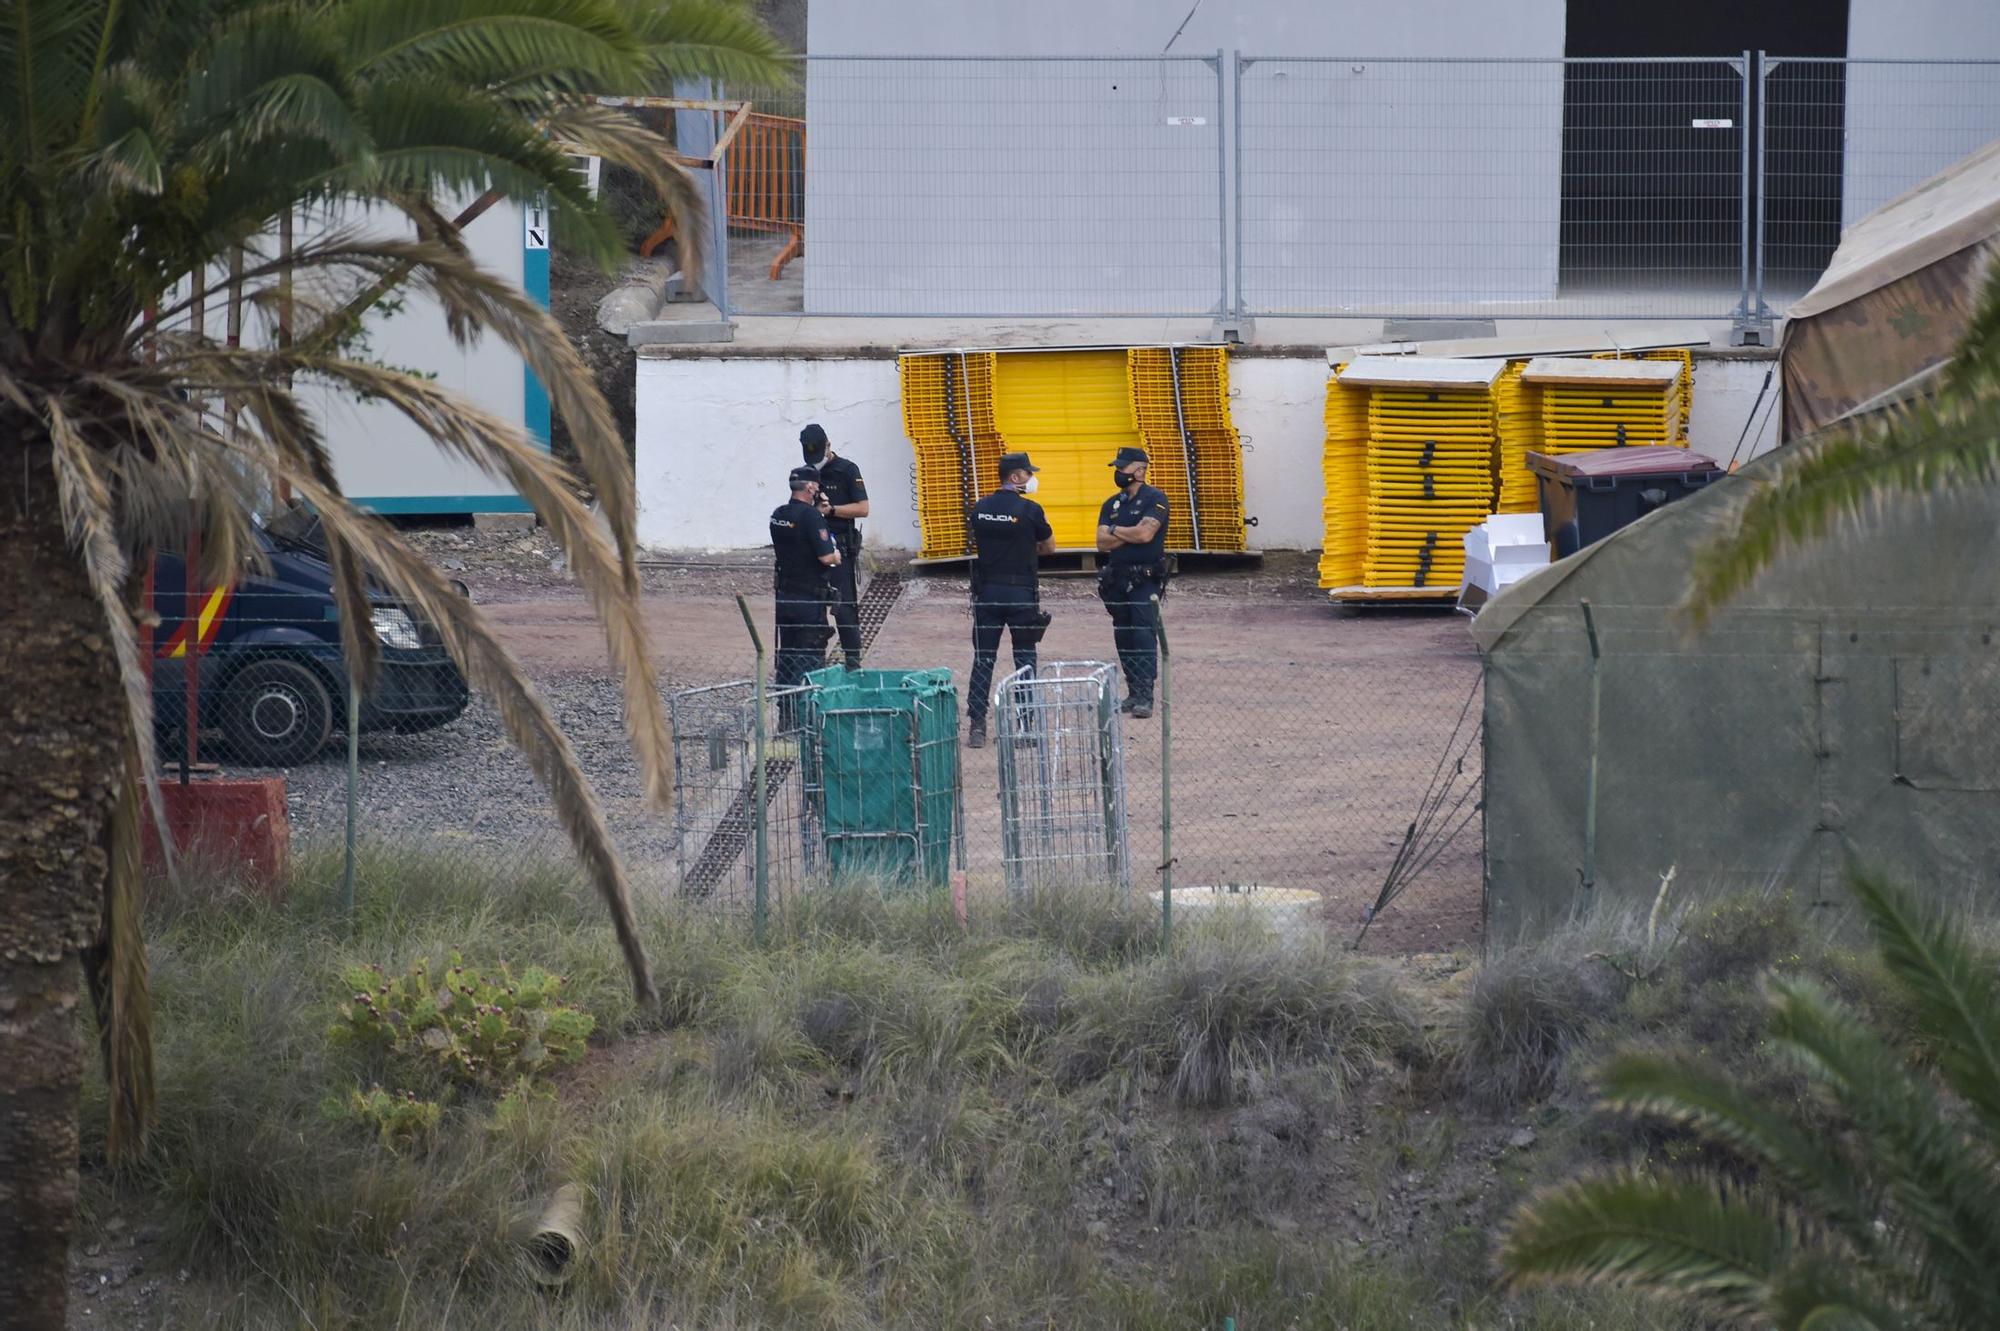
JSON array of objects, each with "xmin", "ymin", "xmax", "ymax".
[{"xmin": 437, "ymin": 542, "xmax": 1487, "ymax": 954}]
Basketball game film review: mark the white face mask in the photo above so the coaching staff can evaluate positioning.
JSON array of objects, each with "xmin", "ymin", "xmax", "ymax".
[{"xmin": 1023, "ymin": 476, "xmax": 1039, "ymax": 494}]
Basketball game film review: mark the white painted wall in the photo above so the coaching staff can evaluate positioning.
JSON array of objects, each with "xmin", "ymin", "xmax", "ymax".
[
  {"xmin": 164, "ymin": 197, "xmax": 539, "ymax": 513},
  {"xmin": 635, "ymin": 350, "xmax": 1783, "ymax": 554},
  {"xmin": 310, "ymin": 199, "xmax": 535, "ymax": 510},
  {"xmin": 634, "ymin": 357, "xmax": 916, "ymax": 551},
  {"xmin": 803, "ymin": 0, "xmax": 1566, "ymax": 315},
  {"xmin": 1840, "ymin": 0, "xmax": 2000, "ymax": 225}
]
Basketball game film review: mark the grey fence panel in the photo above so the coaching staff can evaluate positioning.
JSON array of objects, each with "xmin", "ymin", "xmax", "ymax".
[
  {"xmin": 795, "ymin": 54, "xmax": 1228, "ymax": 317},
  {"xmin": 1759, "ymin": 58, "xmax": 2000, "ymax": 313},
  {"xmin": 1237, "ymin": 56, "xmax": 1749, "ymax": 320}
]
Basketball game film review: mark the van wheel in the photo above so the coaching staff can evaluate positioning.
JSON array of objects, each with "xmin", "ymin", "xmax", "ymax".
[{"xmin": 219, "ymin": 658, "xmax": 335, "ymax": 766}]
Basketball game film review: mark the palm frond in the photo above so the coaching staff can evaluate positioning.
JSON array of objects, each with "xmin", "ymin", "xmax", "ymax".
[
  {"xmin": 623, "ymin": 0, "xmax": 797, "ymax": 88},
  {"xmin": 262, "ymin": 466, "xmax": 660, "ymax": 1007},
  {"xmin": 1598, "ymin": 1050, "xmax": 1885, "ymax": 1257},
  {"xmin": 1763, "ymin": 1252, "xmax": 1904, "ymax": 1331},
  {"xmin": 1767, "ymin": 976, "xmax": 2000, "ymax": 1325},
  {"xmin": 1941, "ymin": 250, "xmax": 2000, "ymax": 398},
  {"xmin": 45, "ymin": 395, "xmax": 157, "ymax": 1163},
  {"xmin": 1845, "ymin": 872, "xmax": 2000, "ymax": 1141},
  {"xmin": 542, "ymin": 97, "xmax": 706, "ymax": 282},
  {"xmin": 336, "ymin": 0, "xmax": 643, "ymax": 90},
  {"xmin": 228, "ymin": 345, "xmax": 672, "ymax": 813},
  {"xmin": 1499, "ymin": 1167, "xmax": 1793, "ymax": 1318},
  {"xmin": 1683, "ymin": 378, "xmax": 2000, "ymax": 624},
  {"xmin": 1684, "ymin": 260, "xmax": 2000, "ymax": 623}
]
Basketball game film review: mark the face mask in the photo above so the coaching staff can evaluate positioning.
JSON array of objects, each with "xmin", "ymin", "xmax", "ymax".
[
  {"xmin": 1121, "ymin": 471, "xmax": 1143, "ymax": 489},
  {"xmin": 802, "ymin": 445, "xmax": 827, "ymax": 467},
  {"xmin": 1023, "ymin": 476, "xmax": 1039, "ymax": 494}
]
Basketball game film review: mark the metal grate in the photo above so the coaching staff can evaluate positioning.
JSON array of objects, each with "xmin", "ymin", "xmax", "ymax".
[
  {"xmin": 670, "ymin": 682, "xmax": 816, "ymax": 906},
  {"xmin": 853, "ymin": 570, "xmax": 906, "ymax": 659}
]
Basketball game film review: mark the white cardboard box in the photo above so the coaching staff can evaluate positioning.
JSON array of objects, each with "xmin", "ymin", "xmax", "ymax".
[{"xmin": 1459, "ymin": 514, "xmax": 1551, "ymax": 613}]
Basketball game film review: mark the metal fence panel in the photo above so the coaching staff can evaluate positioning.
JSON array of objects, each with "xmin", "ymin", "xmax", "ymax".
[
  {"xmin": 794, "ymin": 54, "xmax": 1227, "ymax": 317},
  {"xmin": 1759, "ymin": 58, "xmax": 2000, "ymax": 313},
  {"xmin": 1236, "ymin": 56, "xmax": 1749, "ymax": 320},
  {"xmin": 994, "ymin": 661, "xmax": 1130, "ymax": 897}
]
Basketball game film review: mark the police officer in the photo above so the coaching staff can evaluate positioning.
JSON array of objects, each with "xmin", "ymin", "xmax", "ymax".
[
  {"xmin": 1096, "ymin": 446, "xmax": 1171, "ymax": 718},
  {"xmin": 770, "ymin": 465, "xmax": 842, "ymax": 712},
  {"xmin": 966, "ymin": 451, "xmax": 1057, "ymax": 749},
  {"xmin": 799, "ymin": 423, "xmax": 869, "ymax": 670}
]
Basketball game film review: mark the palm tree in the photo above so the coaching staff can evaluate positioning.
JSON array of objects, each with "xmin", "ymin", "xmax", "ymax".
[
  {"xmin": 1498, "ymin": 873, "xmax": 2000, "ymax": 1328},
  {"xmin": 1686, "ymin": 259, "xmax": 2000, "ymax": 620},
  {"xmin": 0, "ymin": 2, "xmax": 786, "ymax": 1325}
]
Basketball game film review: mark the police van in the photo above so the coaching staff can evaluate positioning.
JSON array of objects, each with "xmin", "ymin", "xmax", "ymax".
[{"xmin": 152, "ymin": 509, "xmax": 471, "ymax": 766}]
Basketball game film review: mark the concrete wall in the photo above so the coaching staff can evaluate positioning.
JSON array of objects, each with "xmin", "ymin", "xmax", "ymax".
[
  {"xmin": 803, "ymin": 0, "xmax": 1565, "ymax": 315},
  {"xmin": 1840, "ymin": 0, "xmax": 2000, "ymax": 225},
  {"xmin": 634, "ymin": 350, "xmax": 1782, "ymax": 554}
]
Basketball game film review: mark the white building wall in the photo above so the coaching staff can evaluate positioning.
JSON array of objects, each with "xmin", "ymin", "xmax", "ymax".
[
  {"xmin": 1838, "ymin": 0, "xmax": 2000, "ymax": 225},
  {"xmin": 635, "ymin": 351, "xmax": 1781, "ymax": 554}
]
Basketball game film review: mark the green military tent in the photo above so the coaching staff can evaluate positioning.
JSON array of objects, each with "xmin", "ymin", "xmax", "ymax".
[{"xmin": 1476, "ymin": 137, "xmax": 2000, "ymax": 943}]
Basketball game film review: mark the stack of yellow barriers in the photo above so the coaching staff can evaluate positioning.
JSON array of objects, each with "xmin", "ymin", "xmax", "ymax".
[
  {"xmin": 899, "ymin": 352, "xmax": 1002, "ymax": 560},
  {"xmin": 1526, "ymin": 356, "xmax": 1685, "ymax": 456},
  {"xmin": 899, "ymin": 346, "xmax": 1248, "ymax": 558},
  {"xmin": 1318, "ymin": 362, "xmax": 1369, "ymax": 588},
  {"xmin": 1492, "ymin": 361, "xmax": 1542, "ymax": 514},
  {"xmin": 1322, "ymin": 357, "xmax": 1501, "ymax": 598},
  {"xmin": 1592, "ymin": 348, "xmax": 1693, "ymax": 443}
]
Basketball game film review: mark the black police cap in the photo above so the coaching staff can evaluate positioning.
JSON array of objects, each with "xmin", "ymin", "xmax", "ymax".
[{"xmin": 1109, "ymin": 446, "xmax": 1150, "ymax": 469}]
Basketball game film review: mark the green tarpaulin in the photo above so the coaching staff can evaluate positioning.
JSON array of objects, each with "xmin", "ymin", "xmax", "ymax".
[{"xmin": 807, "ymin": 666, "xmax": 959, "ymax": 888}]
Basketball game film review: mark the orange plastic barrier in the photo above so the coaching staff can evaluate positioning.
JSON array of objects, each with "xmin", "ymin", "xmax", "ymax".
[{"xmin": 642, "ymin": 113, "xmax": 805, "ymax": 280}]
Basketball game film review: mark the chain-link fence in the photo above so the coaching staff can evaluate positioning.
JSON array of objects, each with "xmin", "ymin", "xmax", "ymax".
[
  {"xmin": 1757, "ymin": 57, "xmax": 2000, "ymax": 313},
  {"xmin": 689, "ymin": 52, "xmax": 1999, "ymax": 325},
  {"xmin": 787, "ymin": 54, "xmax": 1227, "ymax": 317},
  {"xmin": 149, "ymin": 570, "xmax": 2000, "ymax": 960},
  {"xmin": 146, "ymin": 579, "xmax": 1490, "ymax": 955},
  {"xmin": 1236, "ymin": 56, "xmax": 1750, "ymax": 320},
  {"xmin": 684, "ymin": 589, "xmax": 1485, "ymax": 952}
]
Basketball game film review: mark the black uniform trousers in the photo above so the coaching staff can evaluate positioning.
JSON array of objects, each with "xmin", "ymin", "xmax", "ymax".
[
  {"xmin": 967, "ymin": 583, "xmax": 1041, "ymax": 724},
  {"xmin": 774, "ymin": 579, "xmax": 834, "ymax": 723},
  {"xmin": 1099, "ymin": 567, "xmax": 1165, "ymax": 703},
  {"xmin": 828, "ymin": 529, "xmax": 863, "ymax": 668}
]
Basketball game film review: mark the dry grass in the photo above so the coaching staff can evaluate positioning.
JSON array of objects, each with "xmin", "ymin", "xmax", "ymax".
[{"xmin": 77, "ymin": 845, "xmax": 1716, "ymax": 1330}]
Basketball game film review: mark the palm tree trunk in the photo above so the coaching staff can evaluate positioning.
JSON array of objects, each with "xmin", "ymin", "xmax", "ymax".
[{"xmin": 0, "ymin": 441, "xmax": 126, "ymax": 1331}]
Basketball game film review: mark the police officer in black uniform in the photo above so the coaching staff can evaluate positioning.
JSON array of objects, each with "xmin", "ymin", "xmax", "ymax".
[
  {"xmin": 770, "ymin": 465, "xmax": 842, "ymax": 713},
  {"xmin": 799, "ymin": 423, "xmax": 869, "ymax": 670},
  {"xmin": 1096, "ymin": 446, "xmax": 1171, "ymax": 718},
  {"xmin": 965, "ymin": 451, "xmax": 1057, "ymax": 749}
]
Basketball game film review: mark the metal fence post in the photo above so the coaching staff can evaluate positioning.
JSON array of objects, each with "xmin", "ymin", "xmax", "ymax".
[
  {"xmin": 1214, "ymin": 49, "xmax": 1229, "ymax": 319},
  {"xmin": 1580, "ymin": 600, "xmax": 1601, "ymax": 894},
  {"xmin": 1231, "ymin": 52, "xmax": 1246, "ymax": 321},
  {"xmin": 736, "ymin": 594, "xmax": 768, "ymax": 943},
  {"xmin": 343, "ymin": 681, "xmax": 359, "ymax": 922},
  {"xmin": 1755, "ymin": 53, "xmax": 1772, "ymax": 320},
  {"xmin": 1154, "ymin": 595, "xmax": 1173, "ymax": 948},
  {"xmin": 1735, "ymin": 51, "xmax": 1753, "ymax": 324}
]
